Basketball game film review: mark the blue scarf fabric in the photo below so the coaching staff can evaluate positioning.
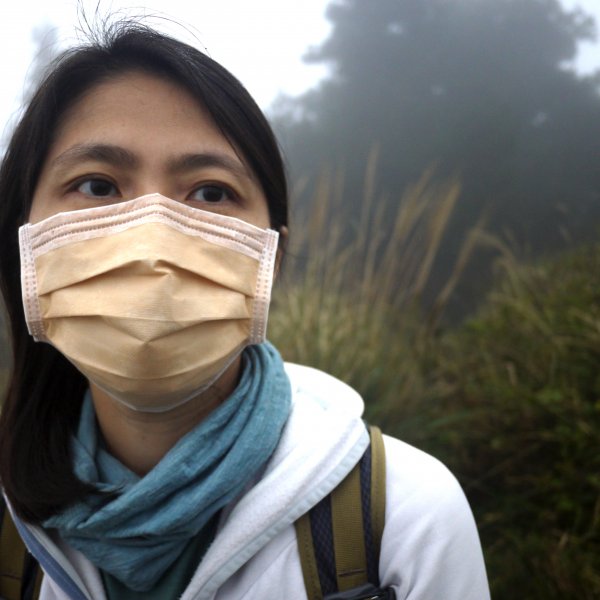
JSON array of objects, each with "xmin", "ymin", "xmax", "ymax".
[{"xmin": 43, "ymin": 342, "xmax": 292, "ymax": 592}]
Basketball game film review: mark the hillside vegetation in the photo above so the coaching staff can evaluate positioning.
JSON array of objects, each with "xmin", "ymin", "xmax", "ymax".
[
  {"xmin": 270, "ymin": 180, "xmax": 600, "ymax": 598},
  {"xmin": 412, "ymin": 246, "xmax": 600, "ymax": 598},
  {"xmin": 0, "ymin": 171, "xmax": 597, "ymax": 597}
]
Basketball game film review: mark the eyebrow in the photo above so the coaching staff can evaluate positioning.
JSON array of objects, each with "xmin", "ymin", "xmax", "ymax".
[
  {"xmin": 51, "ymin": 143, "xmax": 253, "ymax": 181},
  {"xmin": 167, "ymin": 152, "xmax": 252, "ymax": 181},
  {"xmin": 52, "ymin": 144, "xmax": 139, "ymax": 170}
]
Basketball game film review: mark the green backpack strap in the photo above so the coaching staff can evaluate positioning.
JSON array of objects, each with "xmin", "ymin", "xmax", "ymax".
[
  {"xmin": 295, "ymin": 424, "xmax": 388, "ymax": 600},
  {"xmin": 369, "ymin": 424, "xmax": 386, "ymax": 569},
  {"xmin": 295, "ymin": 506, "xmax": 322, "ymax": 600},
  {"xmin": 0, "ymin": 498, "xmax": 43, "ymax": 600}
]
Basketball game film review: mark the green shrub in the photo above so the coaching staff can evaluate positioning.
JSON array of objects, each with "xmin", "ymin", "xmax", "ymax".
[
  {"xmin": 270, "ymin": 159, "xmax": 599, "ymax": 597},
  {"xmin": 417, "ymin": 246, "xmax": 600, "ymax": 598},
  {"xmin": 270, "ymin": 161, "xmax": 472, "ymax": 431}
]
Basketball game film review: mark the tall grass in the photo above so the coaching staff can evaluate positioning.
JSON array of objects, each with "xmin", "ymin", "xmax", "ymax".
[
  {"xmin": 269, "ymin": 154, "xmax": 477, "ymax": 428},
  {"xmin": 424, "ymin": 244, "xmax": 600, "ymax": 599},
  {"xmin": 269, "ymin": 159, "xmax": 600, "ymax": 598}
]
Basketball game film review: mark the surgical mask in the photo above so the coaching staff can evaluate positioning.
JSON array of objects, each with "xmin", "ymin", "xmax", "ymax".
[{"xmin": 19, "ymin": 193, "xmax": 279, "ymax": 413}]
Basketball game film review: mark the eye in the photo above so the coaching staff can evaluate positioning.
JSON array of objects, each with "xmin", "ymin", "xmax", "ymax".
[
  {"xmin": 76, "ymin": 178, "xmax": 119, "ymax": 198},
  {"xmin": 188, "ymin": 184, "xmax": 236, "ymax": 204}
]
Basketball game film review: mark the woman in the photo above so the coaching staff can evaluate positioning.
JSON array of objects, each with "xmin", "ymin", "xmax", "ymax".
[{"xmin": 0, "ymin": 22, "xmax": 490, "ymax": 600}]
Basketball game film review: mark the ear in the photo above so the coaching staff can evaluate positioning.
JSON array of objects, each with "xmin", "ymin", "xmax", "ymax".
[{"xmin": 274, "ymin": 225, "xmax": 288, "ymax": 278}]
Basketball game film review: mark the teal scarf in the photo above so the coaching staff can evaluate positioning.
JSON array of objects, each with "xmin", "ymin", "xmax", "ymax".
[{"xmin": 43, "ymin": 342, "xmax": 291, "ymax": 592}]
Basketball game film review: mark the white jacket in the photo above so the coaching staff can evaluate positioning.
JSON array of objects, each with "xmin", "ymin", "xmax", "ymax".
[{"xmin": 9, "ymin": 363, "xmax": 490, "ymax": 600}]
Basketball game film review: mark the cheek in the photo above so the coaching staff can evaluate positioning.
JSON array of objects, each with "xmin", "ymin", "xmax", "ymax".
[
  {"xmin": 248, "ymin": 196, "xmax": 272, "ymax": 229},
  {"xmin": 28, "ymin": 193, "xmax": 49, "ymax": 224},
  {"xmin": 28, "ymin": 185, "xmax": 64, "ymax": 223},
  {"xmin": 28, "ymin": 163, "xmax": 59, "ymax": 223}
]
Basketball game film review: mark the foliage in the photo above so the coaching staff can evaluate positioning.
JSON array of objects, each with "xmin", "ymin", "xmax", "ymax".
[
  {"xmin": 270, "ymin": 158, "xmax": 478, "ymax": 426},
  {"xmin": 270, "ymin": 171, "xmax": 600, "ymax": 597},
  {"xmin": 414, "ymin": 245, "xmax": 600, "ymax": 598},
  {"xmin": 272, "ymin": 0, "xmax": 600, "ymax": 317}
]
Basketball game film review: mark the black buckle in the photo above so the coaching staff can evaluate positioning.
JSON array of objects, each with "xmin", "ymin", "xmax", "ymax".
[{"xmin": 324, "ymin": 583, "xmax": 397, "ymax": 600}]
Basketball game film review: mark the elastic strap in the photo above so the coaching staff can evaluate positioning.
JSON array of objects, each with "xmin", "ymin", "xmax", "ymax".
[
  {"xmin": 369, "ymin": 425, "xmax": 386, "ymax": 566},
  {"xmin": 331, "ymin": 460, "xmax": 368, "ymax": 591},
  {"xmin": 295, "ymin": 511, "xmax": 323, "ymax": 600},
  {"xmin": 295, "ymin": 424, "xmax": 387, "ymax": 599}
]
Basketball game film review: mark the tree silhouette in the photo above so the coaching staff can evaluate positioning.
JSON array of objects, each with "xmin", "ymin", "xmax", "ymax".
[{"xmin": 273, "ymin": 0, "xmax": 600, "ymax": 316}]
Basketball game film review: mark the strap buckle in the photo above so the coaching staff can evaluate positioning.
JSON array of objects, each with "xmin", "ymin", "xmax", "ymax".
[{"xmin": 324, "ymin": 583, "xmax": 397, "ymax": 600}]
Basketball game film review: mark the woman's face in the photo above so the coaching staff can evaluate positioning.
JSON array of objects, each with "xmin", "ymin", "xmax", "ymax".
[{"xmin": 29, "ymin": 71, "xmax": 272, "ymax": 227}]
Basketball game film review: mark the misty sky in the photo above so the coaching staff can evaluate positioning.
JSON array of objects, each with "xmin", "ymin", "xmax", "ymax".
[
  {"xmin": 0, "ymin": 0, "xmax": 332, "ymax": 142},
  {"xmin": 0, "ymin": 0, "xmax": 599, "ymax": 143}
]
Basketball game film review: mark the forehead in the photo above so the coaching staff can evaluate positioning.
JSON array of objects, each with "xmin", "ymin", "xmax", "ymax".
[{"xmin": 47, "ymin": 71, "xmax": 238, "ymax": 163}]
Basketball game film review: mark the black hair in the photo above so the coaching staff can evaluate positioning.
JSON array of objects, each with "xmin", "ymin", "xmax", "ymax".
[{"xmin": 0, "ymin": 21, "xmax": 288, "ymax": 522}]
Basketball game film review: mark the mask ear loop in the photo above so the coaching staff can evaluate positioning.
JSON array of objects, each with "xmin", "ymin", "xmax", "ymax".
[
  {"xmin": 18, "ymin": 224, "xmax": 46, "ymax": 342},
  {"xmin": 250, "ymin": 229, "xmax": 279, "ymax": 343}
]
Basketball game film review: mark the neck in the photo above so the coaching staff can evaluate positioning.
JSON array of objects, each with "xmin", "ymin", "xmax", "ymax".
[{"xmin": 90, "ymin": 357, "xmax": 241, "ymax": 476}]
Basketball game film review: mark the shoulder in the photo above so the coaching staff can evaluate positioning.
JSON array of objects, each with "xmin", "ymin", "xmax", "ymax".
[
  {"xmin": 383, "ymin": 434, "xmax": 466, "ymax": 512},
  {"xmin": 283, "ymin": 362, "xmax": 364, "ymax": 416},
  {"xmin": 380, "ymin": 435, "xmax": 490, "ymax": 599}
]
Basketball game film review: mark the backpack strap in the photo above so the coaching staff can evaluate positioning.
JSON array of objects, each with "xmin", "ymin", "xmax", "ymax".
[
  {"xmin": 295, "ymin": 424, "xmax": 390, "ymax": 600},
  {"xmin": 330, "ymin": 453, "xmax": 368, "ymax": 591},
  {"xmin": 0, "ymin": 497, "xmax": 43, "ymax": 600},
  {"xmin": 369, "ymin": 424, "xmax": 386, "ymax": 569},
  {"xmin": 295, "ymin": 504, "xmax": 322, "ymax": 600}
]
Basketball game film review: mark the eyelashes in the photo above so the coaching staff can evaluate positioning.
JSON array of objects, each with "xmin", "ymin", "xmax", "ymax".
[
  {"xmin": 67, "ymin": 176, "xmax": 241, "ymax": 206},
  {"xmin": 187, "ymin": 184, "xmax": 238, "ymax": 203},
  {"xmin": 76, "ymin": 178, "xmax": 119, "ymax": 198}
]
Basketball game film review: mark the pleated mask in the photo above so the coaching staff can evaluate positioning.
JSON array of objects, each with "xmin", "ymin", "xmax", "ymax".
[{"xmin": 19, "ymin": 193, "xmax": 279, "ymax": 412}]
